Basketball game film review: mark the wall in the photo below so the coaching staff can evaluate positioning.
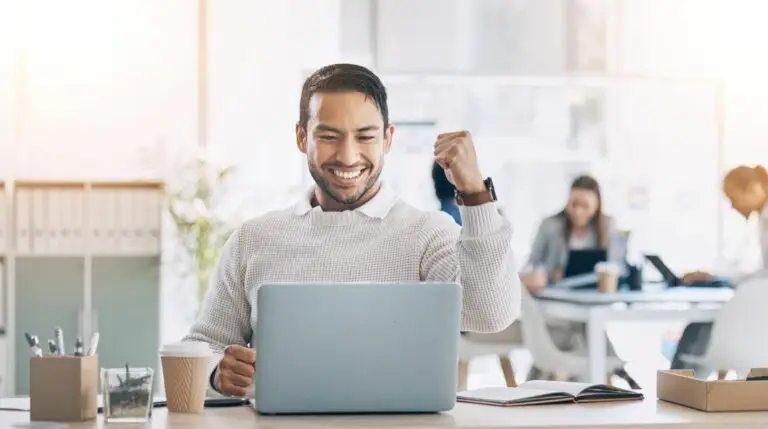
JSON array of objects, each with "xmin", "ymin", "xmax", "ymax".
[
  {"xmin": 340, "ymin": 0, "xmax": 567, "ymax": 74},
  {"xmin": 0, "ymin": 1, "xmax": 197, "ymax": 180},
  {"xmin": 206, "ymin": 0, "xmax": 343, "ymax": 220}
]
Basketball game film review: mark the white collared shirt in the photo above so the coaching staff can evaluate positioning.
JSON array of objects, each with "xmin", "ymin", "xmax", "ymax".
[{"xmin": 292, "ymin": 184, "xmax": 398, "ymax": 219}]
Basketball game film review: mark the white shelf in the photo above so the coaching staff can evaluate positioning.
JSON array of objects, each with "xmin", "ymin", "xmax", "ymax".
[
  {"xmin": 0, "ymin": 182, "xmax": 6, "ymax": 254},
  {"xmin": 13, "ymin": 180, "xmax": 163, "ymax": 257},
  {"xmin": 3, "ymin": 179, "xmax": 165, "ymax": 396}
]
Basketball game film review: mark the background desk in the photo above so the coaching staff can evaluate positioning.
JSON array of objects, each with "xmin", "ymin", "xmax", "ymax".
[
  {"xmin": 534, "ymin": 287, "xmax": 733, "ymax": 383},
  {"xmin": 1, "ymin": 398, "xmax": 767, "ymax": 428}
]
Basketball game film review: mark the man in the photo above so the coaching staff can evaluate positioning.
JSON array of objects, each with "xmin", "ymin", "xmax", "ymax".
[{"xmin": 183, "ymin": 63, "xmax": 521, "ymax": 397}]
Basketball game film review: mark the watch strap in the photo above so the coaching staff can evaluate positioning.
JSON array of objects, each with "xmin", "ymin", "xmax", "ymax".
[{"xmin": 455, "ymin": 178, "xmax": 497, "ymax": 206}]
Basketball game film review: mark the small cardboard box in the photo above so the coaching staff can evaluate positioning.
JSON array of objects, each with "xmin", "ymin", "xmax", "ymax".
[
  {"xmin": 30, "ymin": 355, "xmax": 99, "ymax": 421},
  {"xmin": 657, "ymin": 369, "xmax": 768, "ymax": 412}
]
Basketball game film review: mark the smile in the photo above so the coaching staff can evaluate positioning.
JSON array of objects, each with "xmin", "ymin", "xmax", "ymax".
[{"xmin": 329, "ymin": 168, "xmax": 367, "ymax": 181}]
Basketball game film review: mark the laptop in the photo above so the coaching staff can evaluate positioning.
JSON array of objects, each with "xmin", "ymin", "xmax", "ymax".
[
  {"xmin": 644, "ymin": 254, "xmax": 681, "ymax": 286},
  {"xmin": 564, "ymin": 249, "xmax": 608, "ymax": 278},
  {"xmin": 251, "ymin": 282, "xmax": 462, "ymax": 414}
]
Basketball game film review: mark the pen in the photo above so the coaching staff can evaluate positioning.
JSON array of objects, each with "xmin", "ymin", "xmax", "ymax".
[
  {"xmin": 24, "ymin": 333, "xmax": 43, "ymax": 357},
  {"xmin": 87, "ymin": 332, "xmax": 100, "ymax": 356},
  {"xmin": 54, "ymin": 327, "xmax": 65, "ymax": 356},
  {"xmin": 74, "ymin": 337, "xmax": 84, "ymax": 356},
  {"xmin": 47, "ymin": 339, "xmax": 58, "ymax": 355}
]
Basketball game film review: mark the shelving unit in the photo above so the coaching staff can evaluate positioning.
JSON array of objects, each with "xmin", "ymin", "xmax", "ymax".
[{"xmin": 4, "ymin": 179, "xmax": 164, "ymax": 395}]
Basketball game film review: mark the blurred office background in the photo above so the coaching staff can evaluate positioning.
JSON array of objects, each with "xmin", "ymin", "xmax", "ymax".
[{"xmin": 1, "ymin": 0, "xmax": 768, "ymax": 395}]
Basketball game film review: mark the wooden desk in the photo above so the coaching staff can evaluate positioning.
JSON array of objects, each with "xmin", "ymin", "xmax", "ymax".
[{"xmin": 1, "ymin": 398, "xmax": 767, "ymax": 428}]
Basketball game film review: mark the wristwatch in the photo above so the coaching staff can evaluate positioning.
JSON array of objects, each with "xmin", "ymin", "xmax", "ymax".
[{"xmin": 454, "ymin": 177, "xmax": 497, "ymax": 206}]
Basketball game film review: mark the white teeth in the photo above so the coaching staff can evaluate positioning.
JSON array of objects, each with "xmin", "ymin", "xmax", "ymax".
[{"xmin": 332, "ymin": 169, "xmax": 363, "ymax": 179}]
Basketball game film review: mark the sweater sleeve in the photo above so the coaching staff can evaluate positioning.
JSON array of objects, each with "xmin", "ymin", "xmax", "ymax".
[
  {"xmin": 420, "ymin": 202, "xmax": 521, "ymax": 333},
  {"xmin": 181, "ymin": 226, "xmax": 251, "ymax": 397}
]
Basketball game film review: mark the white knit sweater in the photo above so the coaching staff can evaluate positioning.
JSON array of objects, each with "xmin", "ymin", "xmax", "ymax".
[{"xmin": 183, "ymin": 185, "xmax": 521, "ymax": 393}]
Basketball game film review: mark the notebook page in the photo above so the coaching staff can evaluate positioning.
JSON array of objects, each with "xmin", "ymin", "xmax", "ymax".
[
  {"xmin": 519, "ymin": 380, "xmax": 600, "ymax": 396},
  {"xmin": 457, "ymin": 387, "xmax": 569, "ymax": 403}
]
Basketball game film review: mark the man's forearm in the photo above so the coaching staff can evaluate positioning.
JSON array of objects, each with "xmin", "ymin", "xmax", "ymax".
[{"xmin": 457, "ymin": 203, "xmax": 521, "ymax": 333}]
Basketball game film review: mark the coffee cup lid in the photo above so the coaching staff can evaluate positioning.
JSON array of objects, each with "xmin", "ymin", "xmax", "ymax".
[
  {"xmin": 159, "ymin": 341, "xmax": 212, "ymax": 357},
  {"xmin": 594, "ymin": 261, "xmax": 622, "ymax": 273}
]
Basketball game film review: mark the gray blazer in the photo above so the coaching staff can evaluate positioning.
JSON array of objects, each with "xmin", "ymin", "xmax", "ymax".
[{"xmin": 526, "ymin": 214, "xmax": 615, "ymax": 280}]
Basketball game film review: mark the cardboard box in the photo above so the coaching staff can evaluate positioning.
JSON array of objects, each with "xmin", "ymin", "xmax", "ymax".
[
  {"xmin": 30, "ymin": 355, "xmax": 99, "ymax": 421},
  {"xmin": 657, "ymin": 369, "xmax": 768, "ymax": 412}
]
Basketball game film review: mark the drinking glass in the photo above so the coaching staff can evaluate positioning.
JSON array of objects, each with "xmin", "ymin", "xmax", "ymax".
[{"xmin": 101, "ymin": 367, "xmax": 154, "ymax": 423}]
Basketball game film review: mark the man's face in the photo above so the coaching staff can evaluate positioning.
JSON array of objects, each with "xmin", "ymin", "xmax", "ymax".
[{"xmin": 296, "ymin": 91, "xmax": 393, "ymax": 205}]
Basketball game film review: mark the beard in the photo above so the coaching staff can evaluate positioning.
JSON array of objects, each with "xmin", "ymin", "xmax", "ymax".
[{"xmin": 308, "ymin": 159, "xmax": 383, "ymax": 205}]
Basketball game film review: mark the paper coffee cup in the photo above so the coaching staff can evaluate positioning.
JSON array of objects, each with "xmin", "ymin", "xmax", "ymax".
[
  {"xmin": 594, "ymin": 262, "xmax": 621, "ymax": 294},
  {"xmin": 160, "ymin": 342, "xmax": 212, "ymax": 413}
]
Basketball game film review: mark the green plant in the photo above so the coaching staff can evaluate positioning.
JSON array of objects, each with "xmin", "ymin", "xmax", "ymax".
[{"xmin": 166, "ymin": 151, "xmax": 237, "ymax": 305}]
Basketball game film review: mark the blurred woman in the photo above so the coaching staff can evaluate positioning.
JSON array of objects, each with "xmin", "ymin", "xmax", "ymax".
[
  {"xmin": 520, "ymin": 175, "xmax": 637, "ymax": 386},
  {"xmin": 521, "ymin": 175, "xmax": 614, "ymax": 290},
  {"xmin": 671, "ymin": 165, "xmax": 768, "ymax": 372}
]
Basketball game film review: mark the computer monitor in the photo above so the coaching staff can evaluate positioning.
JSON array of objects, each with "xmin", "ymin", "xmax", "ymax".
[{"xmin": 251, "ymin": 282, "xmax": 461, "ymax": 414}]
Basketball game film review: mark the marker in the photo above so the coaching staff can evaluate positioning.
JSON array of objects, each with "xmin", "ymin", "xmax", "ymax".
[
  {"xmin": 54, "ymin": 327, "xmax": 65, "ymax": 356},
  {"xmin": 87, "ymin": 332, "xmax": 100, "ymax": 356},
  {"xmin": 47, "ymin": 339, "xmax": 58, "ymax": 355},
  {"xmin": 74, "ymin": 337, "xmax": 84, "ymax": 356},
  {"xmin": 24, "ymin": 333, "xmax": 43, "ymax": 357}
]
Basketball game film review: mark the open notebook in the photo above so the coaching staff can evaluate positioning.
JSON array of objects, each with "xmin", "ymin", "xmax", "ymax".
[{"xmin": 457, "ymin": 381, "xmax": 644, "ymax": 407}]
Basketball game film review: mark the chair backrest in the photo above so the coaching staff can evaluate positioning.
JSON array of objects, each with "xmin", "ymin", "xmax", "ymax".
[
  {"xmin": 704, "ymin": 275, "xmax": 768, "ymax": 370},
  {"xmin": 519, "ymin": 287, "xmax": 571, "ymax": 368}
]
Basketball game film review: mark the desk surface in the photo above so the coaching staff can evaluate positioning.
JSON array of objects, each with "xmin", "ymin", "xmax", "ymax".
[
  {"xmin": 1, "ymin": 398, "xmax": 768, "ymax": 429},
  {"xmin": 535, "ymin": 287, "xmax": 733, "ymax": 306}
]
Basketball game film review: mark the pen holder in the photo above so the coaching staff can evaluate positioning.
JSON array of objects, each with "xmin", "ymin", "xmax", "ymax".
[{"xmin": 29, "ymin": 355, "xmax": 99, "ymax": 422}]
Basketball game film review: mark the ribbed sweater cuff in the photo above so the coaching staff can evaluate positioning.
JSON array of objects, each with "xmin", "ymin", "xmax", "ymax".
[
  {"xmin": 206, "ymin": 353, "xmax": 226, "ymax": 397},
  {"xmin": 458, "ymin": 202, "xmax": 505, "ymax": 238}
]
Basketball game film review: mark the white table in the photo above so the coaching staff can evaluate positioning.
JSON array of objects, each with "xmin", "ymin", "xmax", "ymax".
[
  {"xmin": 1, "ymin": 396, "xmax": 767, "ymax": 428},
  {"xmin": 534, "ymin": 287, "xmax": 733, "ymax": 384}
]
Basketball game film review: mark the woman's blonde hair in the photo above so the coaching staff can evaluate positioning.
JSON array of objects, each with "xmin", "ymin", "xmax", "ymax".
[{"xmin": 723, "ymin": 165, "xmax": 768, "ymax": 194}]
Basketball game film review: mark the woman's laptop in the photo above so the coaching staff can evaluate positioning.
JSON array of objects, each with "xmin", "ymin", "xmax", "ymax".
[{"xmin": 251, "ymin": 282, "xmax": 462, "ymax": 414}]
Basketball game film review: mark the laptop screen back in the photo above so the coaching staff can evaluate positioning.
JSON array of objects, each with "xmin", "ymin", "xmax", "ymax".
[
  {"xmin": 564, "ymin": 249, "xmax": 608, "ymax": 278},
  {"xmin": 251, "ymin": 282, "xmax": 461, "ymax": 414},
  {"xmin": 644, "ymin": 254, "xmax": 680, "ymax": 285}
]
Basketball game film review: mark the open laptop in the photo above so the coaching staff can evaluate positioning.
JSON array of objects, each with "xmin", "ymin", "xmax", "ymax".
[
  {"xmin": 564, "ymin": 249, "xmax": 608, "ymax": 279},
  {"xmin": 251, "ymin": 282, "xmax": 462, "ymax": 414},
  {"xmin": 644, "ymin": 254, "xmax": 681, "ymax": 286}
]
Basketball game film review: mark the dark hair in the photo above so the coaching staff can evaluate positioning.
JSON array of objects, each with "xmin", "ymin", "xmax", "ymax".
[
  {"xmin": 299, "ymin": 63, "xmax": 389, "ymax": 131},
  {"xmin": 431, "ymin": 161, "xmax": 456, "ymax": 201},
  {"xmin": 559, "ymin": 174, "xmax": 608, "ymax": 247}
]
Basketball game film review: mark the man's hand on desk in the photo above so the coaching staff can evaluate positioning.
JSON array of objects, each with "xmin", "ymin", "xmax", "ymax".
[{"xmin": 214, "ymin": 345, "xmax": 256, "ymax": 397}]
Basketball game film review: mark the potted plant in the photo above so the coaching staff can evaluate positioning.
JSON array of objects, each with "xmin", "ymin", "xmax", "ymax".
[{"xmin": 165, "ymin": 148, "xmax": 238, "ymax": 307}]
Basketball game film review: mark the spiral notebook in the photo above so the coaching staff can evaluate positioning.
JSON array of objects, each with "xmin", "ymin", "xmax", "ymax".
[{"xmin": 457, "ymin": 381, "xmax": 644, "ymax": 407}]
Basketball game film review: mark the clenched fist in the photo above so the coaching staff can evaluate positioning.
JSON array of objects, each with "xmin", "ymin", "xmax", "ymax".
[
  {"xmin": 213, "ymin": 344, "xmax": 256, "ymax": 397},
  {"xmin": 434, "ymin": 130, "xmax": 486, "ymax": 194}
]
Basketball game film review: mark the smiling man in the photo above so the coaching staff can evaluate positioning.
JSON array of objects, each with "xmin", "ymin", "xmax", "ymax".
[{"xmin": 183, "ymin": 63, "xmax": 522, "ymax": 397}]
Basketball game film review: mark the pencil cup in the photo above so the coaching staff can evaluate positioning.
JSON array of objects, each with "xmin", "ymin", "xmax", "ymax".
[
  {"xmin": 102, "ymin": 367, "xmax": 154, "ymax": 423},
  {"xmin": 160, "ymin": 342, "xmax": 212, "ymax": 413},
  {"xmin": 29, "ymin": 355, "xmax": 99, "ymax": 422}
]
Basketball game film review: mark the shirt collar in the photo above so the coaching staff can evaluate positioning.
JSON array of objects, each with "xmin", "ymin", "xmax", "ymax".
[{"xmin": 293, "ymin": 184, "xmax": 397, "ymax": 219}]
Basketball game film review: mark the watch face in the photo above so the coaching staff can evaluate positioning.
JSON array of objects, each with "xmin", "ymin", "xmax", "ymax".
[{"xmin": 484, "ymin": 177, "xmax": 497, "ymax": 200}]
